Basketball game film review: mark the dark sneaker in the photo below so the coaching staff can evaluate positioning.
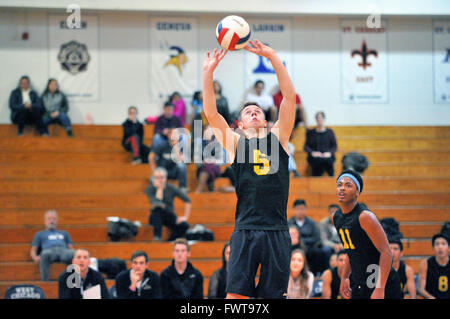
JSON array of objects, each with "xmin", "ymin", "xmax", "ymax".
[{"xmin": 67, "ymin": 129, "xmax": 74, "ymax": 137}]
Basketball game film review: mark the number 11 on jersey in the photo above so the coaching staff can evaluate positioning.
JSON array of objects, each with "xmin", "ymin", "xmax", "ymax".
[{"xmin": 339, "ymin": 228, "xmax": 355, "ymax": 249}]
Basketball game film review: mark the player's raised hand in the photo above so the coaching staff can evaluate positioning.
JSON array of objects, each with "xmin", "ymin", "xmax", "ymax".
[
  {"xmin": 203, "ymin": 48, "xmax": 227, "ymax": 73},
  {"xmin": 244, "ymin": 39, "xmax": 275, "ymax": 59}
]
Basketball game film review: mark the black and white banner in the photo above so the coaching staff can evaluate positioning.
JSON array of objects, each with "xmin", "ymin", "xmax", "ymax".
[
  {"xmin": 341, "ymin": 19, "xmax": 388, "ymax": 103},
  {"xmin": 433, "ymin": 20, "xmax": 450, "ymax": 104},
  {"xmin": 149, "ymin": 17, "xmax": 199, "ymax": 103},
  {"xmin": 48, "ymin": 14, "xmax": 99, "ymax": 101},
  {"xmin": 244, "ymin": 18, "xmax": 293, "ymax": 94}
]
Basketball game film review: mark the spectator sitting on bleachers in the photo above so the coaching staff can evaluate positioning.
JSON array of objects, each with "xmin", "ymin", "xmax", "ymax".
[
  {"xmin": 319, "ymin": 204, "xmax": 344, "ymax": 253},
  {"xmin": 288, "ymin": 199, "xmax": 334, "ymax": 276},
  {"xmin": 213, "ymin": 80, "xmax": 232, "ymax": 125},
  {"xmin": 121, "ymin": 106, "xmax": 150, "ymax": 165},
  {"xmin": 289, "ymin": 224, "xmax": 305, "ymax": 252},
  {"xmin": 9, "ymin": 75, "xmax": 44, "ymax": 136},
  {"xmin": 115, "ymin": 250, "xmax": 161, "ymax": 299},
  {"xmin": 321, "ymin": 249, "xmax": 348, "ymax": 299},
  {"xmin": 195, "ymin": 126, "xmax": 224, "ymax": 194},
  {"xmin": 272, "ymin": 85, "xmax": 308, "ymax": 128},
  {"xmin": 328, "ymin": 252, "xmax": 338, "ymax": 269},
  {"xmin": 169, "ymin": 91, "xmax": 186, "ymax": 126},
  {"xmin": 30, "ymin": 210, "xmax": 75, "ymax": 281},
  {"xmin": 145, "ymin": 167, "xmax": 191, "ymax": 242},
  {"xmin": 287, "ymin": 249, "xmax": 314, "ymax": 299},
  {"xmin": 160, "ymin": 238, "xmax": 204, "ymax": 299},
  {"xmin": 41, "ymin": 78, "xmax": 73, "ymax": 137},
  {"xmin": 419, "ymin": 233, "xmax": 450, "ymax": 299},
  {"xmin": 389, "ymin": 238, "xmax": 416, "ymax": 299},
  {"xmin": 149, "ymin": 129, "xmax": 188, "ymax": 191},
  {"xmin": 245, "ymin": 79, "xmax": 277, "ymax": 122},
  {"xmin": 207, "ymin": 241, "xmax": 230, "ymax": 299},
  {"xmin": 288, "ymin": 141, "xmax": 301, "ymax": 178},
  {"xmin": 190, "ymin": 91, "xmax": 203, "ymax": 127},
  {"xmin": 304, "ymin": 111, "xmax": 337, "ymax": 176},
  {"xmin": 58, "ymin": 248, "xmax": 110, "ymax": 299},
  {"xmin": 151, "ymin": 102, "xmax": 184, "ymax": 155}
]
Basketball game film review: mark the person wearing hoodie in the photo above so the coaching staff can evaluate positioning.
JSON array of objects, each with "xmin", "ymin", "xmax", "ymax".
[
  {"xmin": 160, "ymin": 238, "xmax": 204, "ymax": 299},
  {"xmin": 115, "ymin": 250, "xmax": 161, "ymax": 299},
  {"xmin": 208, "ymin": 242, "xmax": 230, "ymax": 299}
]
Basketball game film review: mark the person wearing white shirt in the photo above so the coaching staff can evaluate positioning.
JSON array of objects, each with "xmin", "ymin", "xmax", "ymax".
[{"xmin": 245, "ymin": 80, "xmax": 277, "ymax": 122}]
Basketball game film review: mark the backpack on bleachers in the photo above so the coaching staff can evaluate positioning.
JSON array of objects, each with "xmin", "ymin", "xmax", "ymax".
[
  {"xmin": 186, "ymin": 224, "xmax": 214, "ymax": 241},
  {"xmin": 107, "ymin": 217, "xmax": 140, "ymax": 242},
  {"xmin": 4, "ymin": 284, "xmax": 45, "ymax": 299}
]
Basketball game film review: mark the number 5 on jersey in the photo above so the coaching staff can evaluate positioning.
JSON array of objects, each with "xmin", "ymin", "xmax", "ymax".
[
  {"xmin": 253, "ymin": 149, "xmax": 270, "ymax": 176},
  {"xmin": 339, "ymin": 228, "xmax": 355, "ymax": 249}
]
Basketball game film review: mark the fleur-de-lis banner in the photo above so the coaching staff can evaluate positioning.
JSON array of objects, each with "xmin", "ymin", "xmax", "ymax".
[
  {"xmin": 433, "ymin": 20, "xmax": 450, "ymax": 104},
  {"xmin": 48, "ymin": 14, "xmax": 99, "ymax": 102},
  {"xmin": 149, "ymin": 17, "xmax": 199, "ymax": 105},
  {"xmin": 341, "ymin": 19, "xmax": 388, "ymax": 104}
]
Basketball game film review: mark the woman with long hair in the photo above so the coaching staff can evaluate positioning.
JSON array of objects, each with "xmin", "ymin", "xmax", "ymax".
[
  {"xmin": 287, "ymin": 249, "xmax": 315, "ymax": 299},
  {"xmin": 208, "ymin": 241, "xmax": 231, "ymax": 299},
  {"xmin": 41, "ymin": 78, "xmax": 73, "ymax": 136}
]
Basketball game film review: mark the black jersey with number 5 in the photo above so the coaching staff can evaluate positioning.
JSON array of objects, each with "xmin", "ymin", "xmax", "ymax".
[
  {"xmin": 426, "ymin": 256, "xmax": 450, "ymax": 299},
  {"xmin": 231, "ymin": 132, "xmax": 289, "ymax": 231}
]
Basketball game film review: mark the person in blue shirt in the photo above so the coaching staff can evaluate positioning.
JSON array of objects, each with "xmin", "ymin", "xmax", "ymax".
[{"xmin": 30, "ymin": 210, "xmax": 75, "ymax": 281}]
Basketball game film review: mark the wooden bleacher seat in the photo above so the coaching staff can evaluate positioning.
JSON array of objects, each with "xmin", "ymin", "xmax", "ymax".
[{"xmin": 0, "ymin": 124, "xmax": 448, "ymax": 298}]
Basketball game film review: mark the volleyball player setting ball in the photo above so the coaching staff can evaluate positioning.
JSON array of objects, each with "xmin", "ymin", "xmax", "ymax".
[{"xmin": 203, "ymin": 16, "xmax": 296, "ymax": 299}]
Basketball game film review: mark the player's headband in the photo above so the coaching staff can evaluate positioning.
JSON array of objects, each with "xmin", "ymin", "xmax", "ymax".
[{"xmin": 337, "ymin": 173, "xmax": 361, "ymax": 193}]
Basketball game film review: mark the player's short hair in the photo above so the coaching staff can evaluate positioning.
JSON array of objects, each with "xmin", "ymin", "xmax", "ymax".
[
  {"xmin": 388, "ymin": 238, "xmax": 404, "ymax": 251},
  {"xmin": 164, "ymin": 101, "xmax": 174, "ymax": 108},
  {"xmin": 173, "ymin": 238, "xmax": 190, "ymax": 251},
  {"xmin": 131, "ymin": 250, "xmax": 149, "ymax": 262},
  {"xmin": 337, "ymin": 169, "xmax": 364, "ymax": 194},
  {"xmin": 432, "ymin": 233, "xmax": 449, "ymax": 247},
  {"xmin": 293, "ymin": 199, "xmax": 306, "ymax": 207},
  {"xmin": 238, "ymin": 102, "xmax": 265, "ymax": 121},
  {"xmin": 336, "ymin": 249, "xmax": 347, "ymax": 258}
]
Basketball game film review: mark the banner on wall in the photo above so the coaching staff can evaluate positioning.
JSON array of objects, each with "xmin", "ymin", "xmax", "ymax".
[
  {"xmin": 433, "ymin": 20, "xmax": 450, "ymax": 104},
  {"xmin": 149, "ymin": 17, "xmax": 199, "ymax": 104},
  {"xmin": 48, "ymin": 14, "xmax": 99, "ymax": 101},
  {"xmin": 340, "ymin": 19, "xmax": 388, "ymax": 103},
  {"xmin": 244, "ymin": 19, "xmax": 293, "ymax": 96}
]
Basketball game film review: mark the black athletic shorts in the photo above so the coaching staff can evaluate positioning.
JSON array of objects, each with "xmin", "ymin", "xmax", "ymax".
[
  {"xmin": 226, "ymin": 229, "xmax": 291, "ymax": 299},
  {"xmin": 351, "ymin": 268, "xmax": 404, "ymax": 299}
]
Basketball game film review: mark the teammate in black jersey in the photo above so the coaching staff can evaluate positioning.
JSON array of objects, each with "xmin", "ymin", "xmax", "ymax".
[
  {"xmin": 202, "ymin": 40, "xmax": 296, "ymax": 299},
  {"xmin": 389, "ymin": 238, "xmax": 416, "ymax": 298},
  {"xmin": 332, "ymin": 169, "xmax": 403, "ymax": 299},
  {"xmin": 321, "ymin": 250, "xmax": 348, "ymax": 299},
  {"xmin": 419, "ymin": 234, "xmax": 450, "ymax": 299}
]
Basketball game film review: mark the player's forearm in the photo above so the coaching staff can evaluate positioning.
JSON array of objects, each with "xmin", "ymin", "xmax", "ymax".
[
  {"xmin": 268, "ymin": 52, "xmax": 295, "ymax": 101},
  {"xmin": 202, "ymin": 69, "xmax": 218, "ymax": 119},
  {"xmin": 376, "ymin": 249, "xmax": 392, "ymax": 289}
]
